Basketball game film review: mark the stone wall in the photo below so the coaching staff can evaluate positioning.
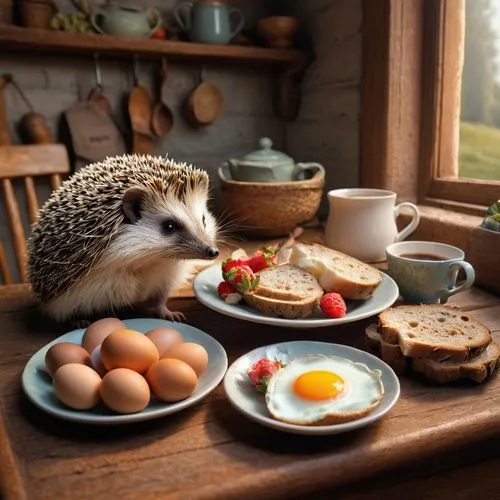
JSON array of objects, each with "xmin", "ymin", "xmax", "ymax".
[{"xmin": 0, "ymin": 0, "xmax": 362, "ymax": 282}]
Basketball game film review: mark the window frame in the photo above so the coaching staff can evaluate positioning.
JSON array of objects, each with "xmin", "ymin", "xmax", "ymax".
[{"xmin": 362, "ymin": 0, "xmax": 500, "ymax": 214}]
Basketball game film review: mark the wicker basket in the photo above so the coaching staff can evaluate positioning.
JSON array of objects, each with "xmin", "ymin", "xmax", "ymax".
[{"xmin": 218, "ymin": 165, "xmax": 325, "ymax": 238}]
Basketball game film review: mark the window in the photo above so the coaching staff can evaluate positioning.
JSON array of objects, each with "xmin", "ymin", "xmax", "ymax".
[
  {"xmin": 361, "ymin": 0, "xmax": 500, "ymax": 213},
  {"xmin": 422, "ymin": 0, "xmax": 500, "ymax": 209}
]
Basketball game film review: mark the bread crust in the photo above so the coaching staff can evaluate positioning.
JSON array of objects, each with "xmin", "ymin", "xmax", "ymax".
[
  {"xmin": 378, "ymin": 305, "xmax": 492, "ymax": 362},
  {"xmin": 364, "ymin": 323, "xmax": 500, "ymax": 384},
  {"xmin": 242, "ymin": 292, "xmax": 319, "ymax": 319},
  {"xmin": 242, "ymin": 263, "xmax": 324, "ymax": 319}
]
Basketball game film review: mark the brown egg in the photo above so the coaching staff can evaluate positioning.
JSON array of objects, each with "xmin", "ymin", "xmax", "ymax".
[
  {"xmin": 100, "ymin": 328, "xmax": 159, "ymax": 373},
  {"xmin": 145, "ymin": 327, "xmax": 183, "ymax": 357},
  {"xmin": 81, "ymin": 317, "xmax": 125, "ymax": 354},
  {"xmin": 162, "ymin": 342, "xmax": 208, "ymax": 377},
  {"xmin": 53, "ymin": 363, "xmax": 102, "ymax": 410},
  {"xmin": 146, "ymin": 359, "xmax": 198, "ymax": 402},
  {"xmin": 100, "ymin": 368, "xmax": 150, "ymax": 414},
  {"xmin": 45, "ymin": 342, "xmax": 91, "ymax": 378}
]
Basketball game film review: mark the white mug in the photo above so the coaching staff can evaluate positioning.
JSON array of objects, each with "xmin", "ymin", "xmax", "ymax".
[{"xmin": 324, "ymin": 188, "xmax": 420, "ymax": 262}]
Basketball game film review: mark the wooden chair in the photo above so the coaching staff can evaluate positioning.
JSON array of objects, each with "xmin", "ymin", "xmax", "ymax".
[{"xmin": 0, "ymin": 144, "xmax": 70, "ymax": 284}]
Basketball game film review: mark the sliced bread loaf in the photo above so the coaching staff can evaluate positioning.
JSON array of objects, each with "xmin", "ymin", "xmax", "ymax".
[
  {"xmin": 242, "ymin": 264, "xmax": 324, "ymax": 319},
  {"xmin": 289, "ymin": 242, "xmax": 382, "ymax": 300},
  {"xmin": 378, "ymin": 305, "xmax": 492, "ymax": 362},
  {"xmin": 365, "ymin": 323, "xmax": 500, "ymax": 384}
]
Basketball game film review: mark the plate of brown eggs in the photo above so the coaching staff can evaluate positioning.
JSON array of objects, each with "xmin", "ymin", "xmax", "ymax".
[{"xmin": 21, "ymin": 318, "xmax": 228, "ymax": 425}]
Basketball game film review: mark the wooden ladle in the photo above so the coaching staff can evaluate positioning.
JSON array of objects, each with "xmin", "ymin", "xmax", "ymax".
[
  {"xmin": 185, "ymin": 65, "xmax": 224, "ymax": 128},
  {"xmin": 151, "ymin": 58, "xmax": 174, "ymax": 137}
]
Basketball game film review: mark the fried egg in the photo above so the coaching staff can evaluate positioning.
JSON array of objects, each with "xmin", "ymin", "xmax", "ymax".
[{"xmin": 265, "ymin": 354, "xmax": 384, "ymax": 426}]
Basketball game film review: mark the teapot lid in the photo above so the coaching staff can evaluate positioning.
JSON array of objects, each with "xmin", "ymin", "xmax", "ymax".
[{"xmin": 240, "ymin": 137, "xmax": 294, "ymax": 165}]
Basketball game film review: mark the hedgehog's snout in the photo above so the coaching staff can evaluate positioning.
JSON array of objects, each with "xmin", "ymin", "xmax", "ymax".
[{"xmin": 205, "ymin": 247, "xmax": 219, "ymax": 259}]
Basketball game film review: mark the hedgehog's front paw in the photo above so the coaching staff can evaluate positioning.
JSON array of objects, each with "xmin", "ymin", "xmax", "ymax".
[{"xmin": 156, "ymin": 304, "xmax": 186, "ymax": 323}]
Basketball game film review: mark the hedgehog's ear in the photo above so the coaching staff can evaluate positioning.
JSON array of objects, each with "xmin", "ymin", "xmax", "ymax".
[{"xmin": 122, "ymin": 187, "xmax": 147, "ymax": 223}]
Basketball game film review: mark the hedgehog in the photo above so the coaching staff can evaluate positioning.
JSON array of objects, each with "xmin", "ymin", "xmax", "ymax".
[{"xmin": 27, "ymin": 154, "xmax": 220, "ymax": 325}]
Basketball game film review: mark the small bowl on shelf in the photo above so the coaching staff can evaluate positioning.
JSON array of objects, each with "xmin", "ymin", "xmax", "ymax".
[
  {"xmin": 18, "ymin": 0, "xmax": 57, "ymax": 29},
  {"xmin": 257, "ymin": 16, "xmax": 299, "ymax": 49}
]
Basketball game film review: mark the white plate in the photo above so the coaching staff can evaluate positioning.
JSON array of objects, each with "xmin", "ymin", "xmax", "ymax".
[
  {"xmin": 193, "ymin": 263, "xmax": 399, "ymax": 328},
  {"xmin": 224, "ymin": 341, "xmax": 400, "ymax": 435},
  {"xmin": 22, "ymin": 318, "xmax": 228, "ymax": 425}
]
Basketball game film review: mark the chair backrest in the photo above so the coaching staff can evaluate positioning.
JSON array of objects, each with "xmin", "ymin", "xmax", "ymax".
[{"xmin": 0, "ymin": 144, "xmax": 70, "ymax": 284}]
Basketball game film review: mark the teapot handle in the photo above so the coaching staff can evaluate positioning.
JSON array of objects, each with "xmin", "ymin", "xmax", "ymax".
[
  {"xmin": 293, "ymin": 162, "xmax": 325, "ymax": 180},
  {"xmin": 146, "ymin": 8, "xmax": 162, "ymax": 37},
  {"xmin": 173, "ymin": 1, "xmax": 194, "ymax": 34},
  {"xmin": 228, "ymin": 8, "xmax": 245, "ymax": 39},
  {"xmin": 90, "ymin": 9, "xmax": 106, "ymax": 34}
]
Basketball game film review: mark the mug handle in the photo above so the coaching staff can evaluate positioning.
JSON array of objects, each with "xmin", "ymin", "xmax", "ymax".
[
  {"xmin": 440, "ymin": 261, "xmax": 476, "ymax": 303},
  {"xmin": 146, "ymin": 8, "xmax": 162, "ymax": 37},
  {"xmin": 173, "ymin": 1, "xmax": 193, "ymax": 34},
  {"xmin": 228, "ymin": 8, "xmax": 245, "ymax": 39},
  {"xmin": 293, "ymin": 162, "xmax": 325, "ymax": 180},
  {"xmin": 394, "ymin": 202, "xmax": 420, "ymax": 242},
  {"xmin": 90, "ymin": 10, "xmax": 106, "ymax": 34}
]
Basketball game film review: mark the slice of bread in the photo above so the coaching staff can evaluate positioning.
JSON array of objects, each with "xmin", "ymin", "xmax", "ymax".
[
  {"xmin": 365, "ymin": 323, "xmax": 409, "ymax": 375},
  {"xmin": 378, "ymin": 305, "xmax": 492, "ymax": 362},
  {"xmin": 242, "ymin": 264, "xmax": 324, "ymax": 319},
  {"xmin": 365, "ymin": 323, "xmax": 500, "ymax": 384},
  {"xmin": 288, "ymin": 242, "xmax": 382, "ymax": 300}
]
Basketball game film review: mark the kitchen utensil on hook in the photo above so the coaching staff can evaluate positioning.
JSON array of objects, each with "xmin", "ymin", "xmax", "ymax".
[
  {"xmin": 4, "ymin": 74, "xmax": 53, "ymax": 144},
  {"xmin": 88, "ymin": 53, "xmax": 112, "ymax": 115},
  {"xmin": 151, "ymin": 58, "xmax": 174, "ymax": 137},
  {"xmin": 128, "ymin": 55, "xmax": 153, "ymax": 137},
  {"xmin": 185, "ymin": 65, "xmax": 224, "ymax": 128}
]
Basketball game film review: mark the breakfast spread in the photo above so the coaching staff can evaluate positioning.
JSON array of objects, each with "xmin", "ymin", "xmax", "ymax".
[
  {"xmin": 365, "ymin": 304, "xmax": 500, "ymax": 384},
  {"xmin": 44, "ymin": 318, "xmax": 208, "ymax": 413},
  {"xmin": 246, "ymin": 354, "xmax": 384, "ymax": 426},
  {"xmin": 216, "ymin": 241, "xmax": 382, "ymax": 319}
]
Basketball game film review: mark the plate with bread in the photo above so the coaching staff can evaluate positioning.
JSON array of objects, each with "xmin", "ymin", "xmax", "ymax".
[
  {"xmin": 364, "ymin": 304, "xmax": 500, "ymax": 385},
  {"xmin": 223, "ymin": 340, "xmax": 401, "ymax": 435},
  {"xmin": 193, "ymin": 241, "xmax": 399, "ymax": 328}
]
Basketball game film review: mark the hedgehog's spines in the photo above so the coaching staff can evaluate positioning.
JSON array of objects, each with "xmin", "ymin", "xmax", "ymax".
[{"xmin": 27, "ymin": 154, "xmax": 211, "ymax": 304}]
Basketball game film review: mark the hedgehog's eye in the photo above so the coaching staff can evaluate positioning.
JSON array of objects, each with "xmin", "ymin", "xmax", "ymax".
[
  {"xmin": 162, "ymin": 219, "xmax": 178, "ymax": 234},
  {"xmin": 202, "ymin": 214, "xmax": 207, "ymax": 228}
]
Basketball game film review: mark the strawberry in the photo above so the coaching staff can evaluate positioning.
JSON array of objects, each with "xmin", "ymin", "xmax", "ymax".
[
  {"xmin": 247, "ymin": 246, "xmax": 278, "ymax": 272},
  {"xmin": 246, "ymin": 358, "xmax": 285, "ymax": 392},
  {"xmin": 320, "ymin": 293, "xmax": 347, "ymax": 318},
  {"xmin": 221, "ymin": 257, "xmax": 246, "ymax": 275},
  {"xmin": 217, "ymin": 281, "xmax": 242, "ymax": 304},
  {"xmin": 223, "ymin": 264, "xmax": 259, "ymax": 293}
]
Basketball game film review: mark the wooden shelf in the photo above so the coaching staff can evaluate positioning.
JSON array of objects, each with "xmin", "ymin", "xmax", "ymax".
[{"xmin": 0, "ymin": 26, "xmax": 311, "ymax": 68}]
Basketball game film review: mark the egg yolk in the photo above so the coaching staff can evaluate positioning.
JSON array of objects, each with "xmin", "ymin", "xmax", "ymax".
[{"xmin": 293, "ymin": 370, "xmax": 345, "ymax": 401}]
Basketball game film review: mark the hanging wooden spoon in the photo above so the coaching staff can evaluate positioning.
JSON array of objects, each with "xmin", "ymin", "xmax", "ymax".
[
  {"xmin": 128, "ymin": 56, "xmax": 153, "ymax": 137},
  {"xmin": 151, "ymin": 58, "xmax": 174, "ymax": 137},
  {"xmin": 88, "ymin": 53, "xmax": 112, "ymax": 116}
]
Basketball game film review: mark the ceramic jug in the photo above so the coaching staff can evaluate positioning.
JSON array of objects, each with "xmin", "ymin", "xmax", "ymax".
[
  {"xmin": 91, "ymin": 6, "xmax": 161, "ymax": 37},
  {"xmin": 324, "ymin": 188, "xmax": 420, "ymax": 263},
  {"xmin": 174, "ymin": 0, "xmax": 245, "ymax": 45}
]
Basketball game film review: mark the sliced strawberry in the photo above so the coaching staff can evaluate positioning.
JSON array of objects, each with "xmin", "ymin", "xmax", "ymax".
[
  {"xmin": 247, "ymin": 245, "xmax": 278, "ymax": 272},
  {"xmin": 217, "ymin": 281, "xmax": 242, "ymax": 304},
  {"xmin": 223, "ymin": 264, "xmax": 260, "ymax": 293},
  {"xmin": 247, "ymin": 357, "xmax": 284, "ymax": 392}
]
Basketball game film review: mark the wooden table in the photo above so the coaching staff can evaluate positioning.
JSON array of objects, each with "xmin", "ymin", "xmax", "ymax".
[{"xmin": 1, "ymin": 283, "xmax": 500, "ymax": 500}]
